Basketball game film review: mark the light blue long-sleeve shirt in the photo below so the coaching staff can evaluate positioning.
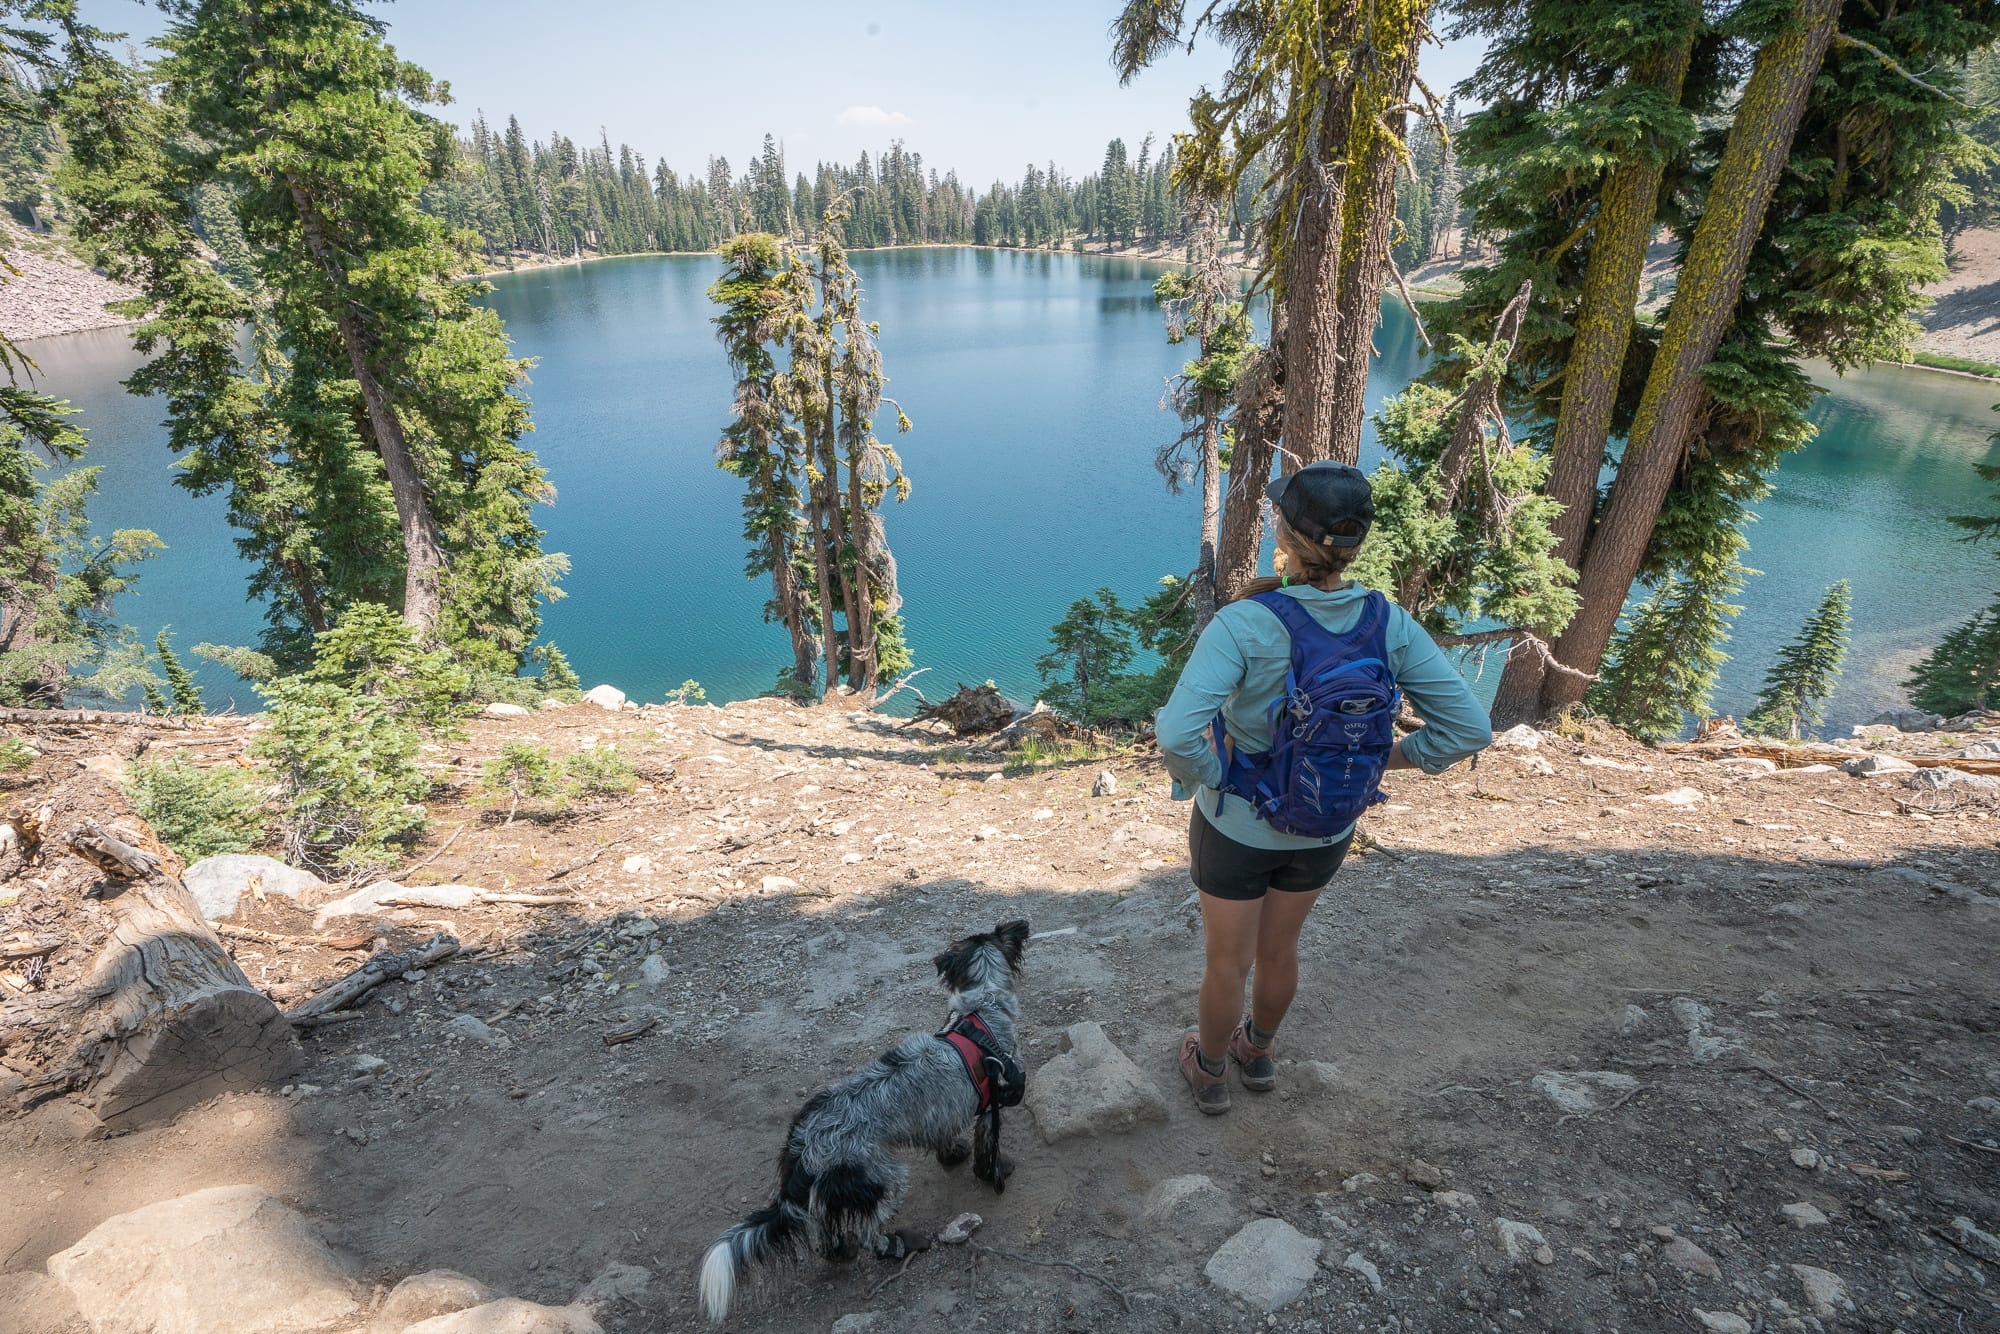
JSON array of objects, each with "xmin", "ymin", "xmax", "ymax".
[{"xmin": 1155, "ymin": 582, "xmax": 1493, "ymax": 850}]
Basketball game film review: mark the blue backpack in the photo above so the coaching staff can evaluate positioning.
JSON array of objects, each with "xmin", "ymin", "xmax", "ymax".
[{"xmin": 1212, "ymin": 590, "xmax": 1402, "ymax": 839}]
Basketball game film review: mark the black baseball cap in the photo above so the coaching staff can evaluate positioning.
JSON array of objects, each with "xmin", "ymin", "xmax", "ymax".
[{"xmin": 1266, "ymin": 462, "xmax": 1375, "ymax": 548}]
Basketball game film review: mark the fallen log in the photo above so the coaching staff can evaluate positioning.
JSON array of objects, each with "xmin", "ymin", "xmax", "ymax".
[
  {"xmin": 0, "ymin": 766, "xmax": 300, "ymax": 1128},
  {"xmin": 1666, "ymin": 738, "xmax": 2000, "ymax": 776},
  {"xmin": 286, "ymin": 934, "xmax": 459, "ymax": 1022}
]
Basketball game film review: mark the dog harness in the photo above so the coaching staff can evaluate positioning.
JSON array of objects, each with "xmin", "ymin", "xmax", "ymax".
[{"xmin": 938, "ymin": 1011, "xmax": 1025, "ymax": 1114}]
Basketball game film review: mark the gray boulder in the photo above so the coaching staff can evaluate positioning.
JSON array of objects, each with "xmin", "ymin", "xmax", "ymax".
[
  {"xmin": 1843, "ymin": 753, "xmax": 1917, "ymax": 777},
  {"xmin": 1024, "ymin": 1022, "xmax": 1168, "ymax": 1143},
  {"xmin": 1531, "ymin": 1070, "xmax": 1638, "ymax": 1115},
  {"xmin": 46, "ymin": 1185, "xmax": 359, "ymax": 1334},
  {"xmin": 1204, "ymin": 1218, "xmax": 1322, "ymax": 1312},
  {"xmin": 482, "ymin": 702, "xmax": 530, "ymax": 717},
  {"xmin": 182, "ymin": 854, "xmax": 324, "ymax": 921},
  {"xmin": 582, "ymin": 684, "xmax": 626, "ymax": 711},
  {"xmin": 1909, "ymin": 767, "xmax": 2000, "ymax": 793},
  {"xmin": 1790, "ymin": 1264, "xmax": 1852, "ymax": 1319},
  {"xmin": 1869, "ymin": 709, "xmax": 1942, "ymax": 732}
]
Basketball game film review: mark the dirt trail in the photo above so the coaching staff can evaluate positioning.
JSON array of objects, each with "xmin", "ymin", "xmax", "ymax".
[{"xmin": 4, "ymin": 698, "xmax": 1998, "ymax": 1332}]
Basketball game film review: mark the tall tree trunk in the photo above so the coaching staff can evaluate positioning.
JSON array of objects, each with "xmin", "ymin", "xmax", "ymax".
[
  {"xmin": 1492, "ymin": 21, "xmax": 1698, "ymax": 726},
  {"xmin": 804, "ymin": 483, "xmax": 837, "ymax": 697},
  {"xmin": 1542, "ymin": 0, "xmax": 1840, "ymax": 715},
  {"xmin": 763, "ymin": 483, "xmax": 818, "ymax": 690},
  {"xmin": 845, "ymin": 449, "xmax": 876, "ymax": 691},
  {"xmin": 816, "ymin": 370, "xmax": 860, "ymax": 686},
  {"xmin": 1325, "ymin": 56, "xmax": 1417, "ymax": 466},
  {"xmin": 285, "ymin": 180, "xmax": 445, "ymax": 635},
  {"xmin": 1278, "ymin": 111, "xmax": 1348, "ymax": 474},
  {"xmin": 1217, "ymin": 330, "xmax": 1283, "ymax": 602},
  {"xmin": 1196, "ymin": 413, "xmax": 1221, "ymax": 628}
]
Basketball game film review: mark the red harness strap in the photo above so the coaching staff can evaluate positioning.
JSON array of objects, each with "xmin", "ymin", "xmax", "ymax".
[{"xmin": 941, "ymin": 1015, "xmax": 996, "ymax": 1111}]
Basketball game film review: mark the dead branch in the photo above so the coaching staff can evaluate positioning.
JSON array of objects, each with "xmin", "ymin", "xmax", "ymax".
[
  {"xmin": 287, "ymin": 933, "xmax": 459, "ymax": 1022},
  {"xmin": 215, "ymin": 923, "xmax": 374, "ymax": 951},
  {"xmin": 68, "ymin": 819, "xmax": 163, "ymax": 880},
  {"xmin": 399, "ymin": 821, "xmax": 468, "ymax": 877},
  {"xmin": 965, "ymin": 1241, "xmax": 1134, "ymax": 1312},
  {"xmin": 377, "ymin": 891, "xmax": 580, "ymax": 908},
  {"xmin": 1833, "ymin": 32, "xmax": 1972, "ymax": 107},
  {"xmin": 545, "ymin": 836, "xmax": 633, "ymax": 881},
  {"xmin": 1386, "ymin": 255, "xmax": 1432, "ymax": 350}
]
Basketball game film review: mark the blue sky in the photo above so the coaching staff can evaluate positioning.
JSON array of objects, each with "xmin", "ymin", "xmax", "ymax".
[{"xmin": 78, "ymin": 1, "xmax": 1485, "ymax": 187}]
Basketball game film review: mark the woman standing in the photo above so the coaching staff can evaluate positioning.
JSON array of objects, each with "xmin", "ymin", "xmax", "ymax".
[{"xmin": 1155, "ymin": 462, "xmax": 1492, "ymax": 1113}]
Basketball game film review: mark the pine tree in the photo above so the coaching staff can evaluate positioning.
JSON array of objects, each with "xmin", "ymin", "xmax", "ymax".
[
  {"xmin": 155, "ymin": 628, "xmax": 206, "ymax": 716},
  {"xmin": 1744, "ymin": 581, "xmax": 1851, "ymax": 740},
  {"xmin": 1588, "ymin": 546, "xmax": 1747, "ymax": 743},
  {"xmin": 1908, "ymin": 461, "xmax": 2000, "ymax": 714},
  {"xmin": 1036, "ymin": 589, "xmax": 1137, "ymax": 723}
]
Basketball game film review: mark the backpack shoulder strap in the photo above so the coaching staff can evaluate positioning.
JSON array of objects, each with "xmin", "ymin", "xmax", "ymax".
[{"xmin": 1249, "ymin": 590, "xmax": 1340, "ymax": 659}]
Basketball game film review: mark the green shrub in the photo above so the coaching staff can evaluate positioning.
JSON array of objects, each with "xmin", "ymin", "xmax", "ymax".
[
  {"xmin": 534, "ymin": 642, "xmax": 583, "ymax": 697},
  {"xmin": 307, "ymin": 604, "xmax": 472, "ymax": 736},
  {"xmin": 252, "ymin": 678, "xmax": 429, "ymax": 876},
  {"xmin": 126, "ymin": 758, "xmax": 265, "ymax": 862},
  {"xmin": 482, "ymin": 741, "xmax": 565, "ymax": 821},
  {"xmin": 663, "ymin": 679, "xmax": 707, "ymax": 705},
  {"xmin": 0, "ymin": 736, "xmax": 36, "ymax": 774},
  {"xmin": 564, "ymin": 745, "xmax": 637, "ymax": 797}
]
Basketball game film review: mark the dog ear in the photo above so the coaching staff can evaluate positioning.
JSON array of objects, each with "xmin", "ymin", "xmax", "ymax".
[
  {"xmin": 933, "ymin": 943, "xmax": 972, "ymax": 991},
  {"xmin": 993, "ymin": 919, "xmax": 1030, "ymax": 970}
]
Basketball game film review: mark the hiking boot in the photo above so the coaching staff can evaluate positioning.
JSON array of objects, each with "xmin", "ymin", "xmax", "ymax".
[
  {"xmin": 1177, "ymin": 1031, "xmax": 1231, "ymax": 1115},
  {"xmin": 1229, "ymin": 1019, "xmax": 1277, "ymax": 1092}
]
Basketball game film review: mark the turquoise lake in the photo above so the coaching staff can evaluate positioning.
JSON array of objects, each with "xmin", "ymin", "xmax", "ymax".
[{"xmin": 26, "ymin": 246, "xmax": 2000, "ymax": 732}]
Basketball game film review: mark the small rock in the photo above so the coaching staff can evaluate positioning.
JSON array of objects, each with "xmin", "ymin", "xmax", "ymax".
[
  {"xmin": 1619, "ymin": 1005, "xmax": 1650, "ymax": 1036},
  {"xmin": 1141, "ymin": 1175, "xmax": 1246, "ymax": 1254},
  {"xmin": 577, "ymin": 1262, "xmax": 649, "ymax": 1306},
  {"xmin": 1580, "ymin": 755, "xmax": 1642, "ymax": 771},
  {"xmin": 582, "ymin": 684, "xmax": 626, "ymax": 711},
  {"xmin": 1204, "ymin": 1218, "xmax": 1323, "ymax": 1313},
  {"xmin": 1405, "ymin": 1160, "xmax": 1443, "ymax": 1190},
  {"xmin": 1779, "ymin": 1202, "xmax": 1828, "ymax": 1229},
  {"xmin": 620, "ymin": 854, "xmax": 655, "ymax": 875},
  {"xmin": 1517, "ymin": 754, "xmax": 1556, "ymax": 776},
  {"xmin": 1340, "ymin": 1172, "xmax": 1380, "ymax": 1194},
  {"xmin": 1296, "ymin": 1060, "xmax": 1343, "ymax": 1093},
  {"xmin": 830, "ymin": 1317, "xmax": 882, "ymax": 1334},
  {"xmin": 1715, "ymin": 757, "xmax": 1778, "ymax": 775},
  {"xmin": 1790, "ymin": 1264, "xmax": 1852, "ymax": 1318},
  {"xmin": 937, "ymin": 1212, "xmax": 983, "ymax": 1246},
  {"xmin": 1494, "ymin": 1218, "xmax": 1549, "ymax": 1265},
  {"xmin": 47, "ymin": 1185, "xmax": 360, "ymax": 1334},
  {"xmin": 402, "ymin": 1298, "xmax": 604, "ymax": 1333},
  {"xmin": 482, "ymin": 702, "xmax": 530, "ymax": 717},
  {"xmin": 1492, "ymin": 724, "xmax": 1542, "ymax": 751},
  {"xmin": 1340, "ymin": 1251, "xmax": 1384, "ymax": 1294},
  {"xmin": 1843, "ymin": 753, "xmax": 1916, "ymax": 776},
  {"xmin": 1908, "ymin": 767, "xmax": 2000, "ymax": 793},
  {"xmin": 375, "ymin": 1270, "xmax": 498, "ymax": 1328},
  {"xmin": 349, "ymin": 1054, "xmax": 387, "ymax": 1077},
  {"xmin": 1432, "ymin": 1190, "xmax": 1478, "ymax": 1212},
  {"xmin": 447, "ymin": 1014, "xmax": 512, "ymax": 1049},
  {"xmin": 973, "ymin": 826, "xmax": 999, "ymax": 842},
  {"xmin": 1953, "ymin": 1215, "xmax": 2000, "ymax": 1264},
  {"xmin": 1022, "ymin": 1022, "xmax": 1168, "ymax": 1143},
  {"xmin": 1967, "ymin": 1095, "xmax": 2000, "ymax": 1117},
  {"xmin": 1644, "ymin": 787, "xmax": 1705, "ymax": 807},
  {"xmin": 1790, "ymin": 1147, "xmax": 1822, "ymax": 1170},
  {"xmin": 761, "ymin": 875, "xmax": 803, "ymax": 894},
  {"xmin": 1531, "ymin": 1070, "xmax": 1639, "ymax": 1114},
  {"xmin": 183, "ymin": 854, "xmax": 325, "ymax": 921},
  {"xmin": 638, "ymin": 956, "xmax": 669, "ymax": 988},
  {"xmin": 1091, "ymin": 770, "xmax": 1118, "ymax": 797},
  {"xmin": 1692, "ymin": 1311, "xmax": 1752, "ymax": 1334},
  {"xmin": 1660, "ymin": 1236, "xmax": 1722, "ymax": 1279}
]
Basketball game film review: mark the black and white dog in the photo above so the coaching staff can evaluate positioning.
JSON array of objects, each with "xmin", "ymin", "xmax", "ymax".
[{"xmin": 698, "ymin": 919, "xmax": 1029, "ymax": 1322}]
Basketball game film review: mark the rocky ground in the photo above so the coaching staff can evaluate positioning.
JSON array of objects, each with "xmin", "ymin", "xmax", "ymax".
[
  {"xmin": 0, "ymin": 223, "xmax": 138, "ymax": 344},
  {"xmin": 3, "ymin": 695, "xmax": 1999, "ymax": 1333}
]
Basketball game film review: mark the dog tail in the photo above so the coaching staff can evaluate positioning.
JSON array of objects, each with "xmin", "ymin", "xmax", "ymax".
[{"xmin": 699, "ymin": 1199, "xmax": 803, "ymax": 1322}]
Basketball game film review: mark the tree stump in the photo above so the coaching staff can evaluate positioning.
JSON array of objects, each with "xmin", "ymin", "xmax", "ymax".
[
  {"xmin": 912, "ymin": 684, "xmax": 1023, "ymax": 736},
  {"xmin": 1, "ymin": 762, "xmax": 300, "ymax": 1129}
]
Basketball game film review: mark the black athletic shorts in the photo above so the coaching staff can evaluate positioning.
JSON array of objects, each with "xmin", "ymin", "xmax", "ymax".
[{"xmin": 1188, "ymin": 803, "xmax": 1354, "ymax": 902}]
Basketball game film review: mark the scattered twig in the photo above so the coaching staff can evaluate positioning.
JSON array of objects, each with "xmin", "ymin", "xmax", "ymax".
[
  {"xmin": 400, "ymin": 821, "xmax": 468, "ymax": 877},
  {"xmin": 868, "ymin": 1253, "xmax": 917, "ymax": 1298},
  {"xmin": 1353, "ymin": 829, "xmax": 1403, "ymax": 862},
  {"xmin": 1810, "ymin": 798, "xmax": 1894, "ymax": 820},
  {"xmin": 1946, "ymin": 1134, "xmax": 2000, "ymax": 1156},
  {"xmin": 545, "ymin": 836, "xmax": 633, "ymax": 882},
  {"xmin": 1730, "ymin": 1062, "xmax": 1839, "ymax": 1118},
  {"xmin": 602, "ymin": 1016, "xmax": 658, "ymax": 1046},
  {"xmin": 870, "ymin": 667, "xmax": 932, "ymax": 710},
  {"xmin": 289, "ymin": 1009, "xmax": 369, "ymax": 1029},
  {"xmin": 965, "ymin": 1241, "xmax": 1134, "ymax": 1312},
  {"xmin": 215, "ymin": 923, "xmax": 373, "ymax": 951},
  {"xmin": 1385, "ymin": 256, "xmax": 1432, "ymax": 351},
  {"xmin": 378, "ymin": 891, "xmax": 580, "ymax": 908}
]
